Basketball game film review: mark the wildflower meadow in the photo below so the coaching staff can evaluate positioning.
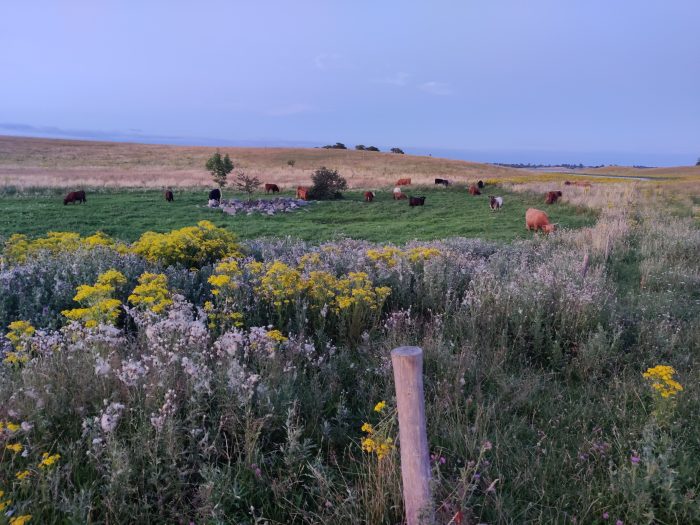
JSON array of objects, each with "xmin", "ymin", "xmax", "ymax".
[{"xmin": 0, "ymin": 184, "xmax": 698, "ymax": 524}]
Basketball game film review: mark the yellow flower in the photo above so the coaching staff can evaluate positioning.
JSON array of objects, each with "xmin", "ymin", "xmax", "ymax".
[
  {"xmin": 361, "ymin": 422, "xmax": 374, "ymax": 434},
  {"xmin": 6, "ymin": 422, "xmax": 20, "ymax": 432},
  {"xmin": 10, "ymin": 515, "xmax": 32, "ymax": 525},
  {"xmin": 374, "ymin": 401, "xmax": 387, "ymax": 413},
  {"xmin": 0, "ymin": 499, "xmax": 11, "ymax": 512},
  {"xmin": 128, "ymin": 272, "xmax": 172, "ymax": 314},
  {"xmin": 62, "ymin": 270, "xmax": 125, "ymax": 327},
  {"xmin": 266, "ymin": 329, "xmax": 288, "ymax": 343},
  {"xmin": 15, "ymin": 470, "xmax": 31, "ymax": 480},
  {"xmin": 643, "ymin": 365, "xmax": 683, "ymax": 399},
  {"xmin": 6, "ymin": 442, "xmax": 23, "ymax": 453},
  {"xmin": 38, "ymin": 452, "xmax": 61, "ymax": 469}
]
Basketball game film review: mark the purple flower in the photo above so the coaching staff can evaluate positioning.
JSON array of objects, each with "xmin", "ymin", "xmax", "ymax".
[
  {"xmin": 616, "ymin": 520, "xmax": 623, "ymax": 525},
  {"xmin": 602, "ymin": 512, "xmax": 609, "ymax": 519},
  {"xmin": 630, "ymin": 454, "xmax": 640, "ymax": 465}
]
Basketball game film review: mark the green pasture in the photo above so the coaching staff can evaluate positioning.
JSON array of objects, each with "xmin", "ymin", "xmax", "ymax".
[{"xmin": 0, "ymin": 187, "xmax": 596, "ymax": 243}]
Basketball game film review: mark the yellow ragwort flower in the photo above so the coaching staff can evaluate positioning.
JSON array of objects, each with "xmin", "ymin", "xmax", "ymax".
[{"xmin": 6, "ymin": 442, "xmax": 23, "ymax": 453}]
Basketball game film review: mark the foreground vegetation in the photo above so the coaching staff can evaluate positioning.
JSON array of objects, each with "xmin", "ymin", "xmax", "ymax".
[
  {"xmin": 0, "ymin": 182, "xmax": 698, "ymax": 524},
  {"xmin": 0, "ymin": 187, "xmax": 596, "ymax": 243}
]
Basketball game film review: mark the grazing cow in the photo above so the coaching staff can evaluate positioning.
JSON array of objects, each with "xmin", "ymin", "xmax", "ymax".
[
  {"xmin": 393, "ymin": 191, "xmax": 407, "ymax": 200},
  {"xmin": 296, "ymin": 186, "xmax": 309, "ymax": 200},
  {"xmin": 564, "ymin": 180, "xmax": 572, "ymax": 185},
  {"xmin": 526, "ymin": 208, "xmax": 556, "ymax": 233},
  {"xmin": 489, "ymin": 196, "xmax": 503, "ymax": 210},
  {"xmin": 63, "ymin": 190, "xmax": 86, "ymax": 205},
  {"xmin": 396, "ymin": 178, "xmax": 411, "ymax": 186},
  {"xmin": 545, "ymin": 190, "xmax": 563, "ymax": 204},
  {"xmin": 409, "ymin": 196, "xmax": 426, "ymax": 207},
  {"xmin": 468, "ymin": 185, "xmax": 481, "ymax": 196},
  {"xmin": 477, "ymin": 180, "xmax": 484, "ymax": 189},
  {"xmin": 265, "ymin": 183, "xmax": 280, "ymax": 194},
  {"xmin": 164, "ymin": 190, "xmax": 174, "ymax": 202},
  {"xmin": 209, "ymin": 188, "xmax": 221, "ymax": 202},
  {"xmin": 393, "ymin": 186, "xmax": 402, "ymax": 194},
  {"xmin": 434, "ymin": 178, "xmax": 449, "ymax": 187},
  {"xmin": 364, "ymin": 191, "xmax": 375, "ymax": 202}
]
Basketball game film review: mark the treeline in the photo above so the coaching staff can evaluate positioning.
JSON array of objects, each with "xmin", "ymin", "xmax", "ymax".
[
  {"xmin": 494, "ymin": 162, "xmax": 605, "ymax": 169},
  {"xmin": 319, "ymin": 142, "xmax": 404, "ymax": 154}
]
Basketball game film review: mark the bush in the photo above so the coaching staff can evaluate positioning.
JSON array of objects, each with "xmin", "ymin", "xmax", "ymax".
[
  {"xmin": 390, "ymin": 147, "xmax": 404, "ymax": 154},
  {"xmin": 232, "ymin": 172, "xmax": 262, "ymax": 200},
  {"xmin": 355, "ymin": 145, "xmax": 366, "ymax": 151},
  {"xmin": 366, "ymin": 146, "xmax": 380, "ymax": 152},
  {"xmin": 322, "ymin": 142, "xmax": 347, "ymax": 150},
  {"xmin": 308, "ymin": 167, "xmax": 348, "ymax": 200},
  {"xmin": 287, "ymin": 159, "xmax": 296, "ymax": 167}
]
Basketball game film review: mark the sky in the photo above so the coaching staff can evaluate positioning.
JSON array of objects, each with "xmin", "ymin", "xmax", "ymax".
[{"xmin": 1, "ymin": 0, "xmax": 699, "ymax": 166}]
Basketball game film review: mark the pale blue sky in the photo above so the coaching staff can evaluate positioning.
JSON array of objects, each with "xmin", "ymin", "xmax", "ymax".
[{"xmin": 1, "ymin": 0, "xmax": 698, "ymax": 165}]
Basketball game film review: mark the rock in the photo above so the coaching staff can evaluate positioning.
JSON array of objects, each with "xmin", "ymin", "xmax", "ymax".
[{"xmin": 216, "ymin": 197, "xmax": 311, "ymax": 216}]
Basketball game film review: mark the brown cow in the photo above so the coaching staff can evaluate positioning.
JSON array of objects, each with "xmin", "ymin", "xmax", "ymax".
[
  {"xmin": 526, "ymin": 208, "xmax": 556, "ymax": 233},
  {"xmin": 265, "ymin": 183, "xmax": 280, "ymax": 194},
  {"xmin": 64, "ymin": 190, "xmax": 86, "ymax": 205},
  {"xmin": 296, "ymin": 186, "xmax": 309, "ymax": 200},
  {"xmin": 164, "ymin": 190, "xmax": 174, "ymax": 202},
  {"xmin": 396, "ymin": 178, "xmax": 411, "ymax": 186},
  {"xmin": 364, "ymin": 191, "xmax": 375, "ymax": 202},
  {"xmin": 545, "ymin": 190, "xmax": 562, "ymax": 204},
  {"xmin": 393, "ymin": 191, "xmax": 407, "ymax": 200},
  {"xmin": 468, "ymin": 185, "xmax": 481, "ymax": 196}
]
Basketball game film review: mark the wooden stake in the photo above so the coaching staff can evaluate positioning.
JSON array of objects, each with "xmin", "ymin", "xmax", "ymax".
[{"xmin": 391, "ymin": 346, "xmax": 434, "ymax": 525}]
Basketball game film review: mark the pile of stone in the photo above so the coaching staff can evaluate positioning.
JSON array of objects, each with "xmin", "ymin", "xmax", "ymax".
[{"xmin": 211, "ymin": 197, "xmax": 311, "ymax": 216}]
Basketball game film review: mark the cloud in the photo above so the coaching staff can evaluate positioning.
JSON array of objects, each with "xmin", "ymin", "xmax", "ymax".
[
  {"xmin": 264, "ymin": 103, "xmax": 314, "ymax": 117},
  {"xmin": 418, "ymin": 81, "xmax": 453, "ymax": 96},
  {"xmin": 373, "ymin": 72, "xmax": 410, "ymax": 86}
]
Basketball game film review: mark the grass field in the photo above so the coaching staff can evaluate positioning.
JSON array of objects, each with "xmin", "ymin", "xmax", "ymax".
[{"xmin": 0, "ymin": 186, "xmax": 597, "ymax": 243}]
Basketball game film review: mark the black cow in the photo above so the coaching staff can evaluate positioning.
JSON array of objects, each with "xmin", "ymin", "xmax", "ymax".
[
  {"xmin": 209, "ymin": 188, "xmax": 221, "ymax": 201},
  {"xmin": 477, "ymin": 180, "xmax": 484, "ymax": 189},
  {"xmin": 409, "ymin": 196, "xmax": 426, "ymax": 207},
  {"xmin": 434, "ymin": 178, "xmax": 450, "ymax": 187},
  {"xmin": 164, "ymin": 190, "xmax": 174, "ymax": 202}
]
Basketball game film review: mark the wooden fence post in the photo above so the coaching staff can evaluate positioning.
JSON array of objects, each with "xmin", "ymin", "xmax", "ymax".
[{"xmin": 391, "ymin": 346, "xmax": 434, "ymax": 525}]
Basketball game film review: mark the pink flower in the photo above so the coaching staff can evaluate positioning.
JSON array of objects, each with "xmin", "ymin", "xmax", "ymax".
[
  {"xmin": 616, "ymin": 520, "xmax": 623, "ymax": 525},
  {"xmin": 602, "ymin": 512, "xmax": 609, "ymax": 519},
  {"xmin": 630, "ymin": 454, "xmax": 640, "ymax": 464}
]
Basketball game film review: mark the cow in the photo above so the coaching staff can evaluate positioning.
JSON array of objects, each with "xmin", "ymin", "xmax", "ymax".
[
  {"xmin": 393, "ymin": 186, "xmax": 402, "ymax": 194},
  {"xmin": 477, "ymin": 180, "xmax": 484, "ymax": 189},
  {"xmin": 396, "ymin": 178, "xmax": 411, "ymax": 186},
  {"xmin": 409, "ymin": 196, "xmax": 426, "ymax": 207},
  {"xmin": 393, "ymin": 191, "xmax": 408, "ymax": 200},
  {"xmin": 434, "ymin": 178, "xmax": 449, "ymax": 187},
  {"xmin": 564, "ymin": 180, "xmax": 572, "ymax": 185},
  {"xmin": 296, "ymin": 186, "xmax": 309, "ymax": 200},
  {"xmin": 364, "ymin": 191, "xmax": 375, "ymax": 202},
  {"xmin": 164, "ymin": 190, "xmax": 174, "ymax": 202},
  {"xmin": 489, "ymin": 196, "xmax": 503, "ymax": 210},
  {"xmin": 209, "ymin": 188, "xmax": 221, "ymax": 202},
  {"xmin": 64, "ymin": 190, "xmax": 86, "ymax": 205},
  {"xmin": 265, "ymin": 183, "xmax": 280, "ymax": 194},
  {"xmin": 526, "ymin": 208, "xmax": 556, "ymax": 233},
  {"xmin": 468, "ymin": 185, "xmax": 481, "ymax": 196},
  {"xmin": 545, "ymin": 190, "xmax": 562, "ymax": 204}
]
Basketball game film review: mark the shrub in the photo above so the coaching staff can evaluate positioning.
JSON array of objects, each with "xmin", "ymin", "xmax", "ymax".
[
  {"xmin": 231, "ymin": 171, "xmax": 262, "ymax": 200},
  {"xmin": 131, "ymin": 221, "xmax": 241, "ymax": 269},
  {"xmin": 322, "ymin": 142, "xmax": 347, "ymax": 150},
  {"xmin": 308, "ymin": 167, "xmax": 348, "ymax": 200},
  {"xmin": 61, "ymin": 269, "xmax": 127, "ymax": 327},
  {"xmin": 287, "ymin": 159, "xmax": 296, "ymax": 167},
  {"xmin": 366, "ymin": 146, "xmax": 380, "ymax": 152},
  {"xmin": 355, "ymin": 145, "xmax": 366, "ymax": 151},
  {"xmin": 390, "ymin": 147, "xmax": 404, "ymax": 154}
]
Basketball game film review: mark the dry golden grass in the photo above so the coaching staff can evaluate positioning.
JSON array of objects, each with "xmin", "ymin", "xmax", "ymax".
[
  {"xmin": 0, "ymin": 135, "xmax": 522, "ymax": 189},
  {"xmin": 578, "ymin": 165, "xmax": 700, "ymax": 180}
]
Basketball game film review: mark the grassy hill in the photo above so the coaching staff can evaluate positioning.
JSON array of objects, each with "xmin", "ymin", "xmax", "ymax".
[{"xmin": 0, "ymin": 135, "xmax": 522, "ymax": 189}]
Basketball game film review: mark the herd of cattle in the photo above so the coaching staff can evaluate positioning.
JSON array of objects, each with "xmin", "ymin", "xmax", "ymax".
[{"xmin": 61, "ymin": 176, "xmax": 586, "ymax": 234}]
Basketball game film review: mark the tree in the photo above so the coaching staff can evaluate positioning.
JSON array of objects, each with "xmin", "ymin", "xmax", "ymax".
[
  {"xmin": 322, "ymin": 142, "xmax": 347, "ymax": 150},
  {"xmin": 390, "ymin": 147, "xmax": 405, "ymax": 154},
  {"xmin": 287, "ymin": 159, "xmax": 296, "ymax": 167},
  {"xmin": 205, "ymin": 151, "xmax": 234, "ymax": 189},
  {"xmin": 232, "ymin": 171, "xmax": 262, "ymax": 200},
  {"xmin": 309, "ymin": 166, "xmax": 348, "ymax": 200},
  {"xmin": 355, "ymin": 144, "xmax": 366, "ymax": 151},
  {"xmin": 696, "ymin": 158, "xmax": 700, "ymax": 166},
  {"xmin": 366, "ymin": 146, "xmax": 380, "ymax": 152}
]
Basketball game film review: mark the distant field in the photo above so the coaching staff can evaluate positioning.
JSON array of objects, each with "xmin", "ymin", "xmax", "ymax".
[
  {"xmin": 0, "ymin": 135, "xmax": 523, "ymax": 189},
  {"xmin": 0, "ymin": 186, "xmax": 597, "ymax": 243}
]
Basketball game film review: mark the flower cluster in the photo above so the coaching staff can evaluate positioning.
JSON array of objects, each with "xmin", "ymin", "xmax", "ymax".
[
  {"xmin": 61, "ymin": 269, "xmax": 127, "ymax": 328},
  {"xmin": 2, "ymin": 230, "xmax": 122, "ymax": 266},
  {"xmin": 360, "ymin": 400, "xmax": 395, "ymax": 461},
  {"xmin": 128, "ymin": 272, "xmax": 172, "ymax": 314},
  {"xmin": 642, "ymin": 365, "xmax": 683, "ymax": 399},
  {"xmin": 3, "ymin": 320, "xmax": 35, "ymax": 366},
  {"xmin": 131, "ymin": 220, "xmax": 241, "ymax": 268}
]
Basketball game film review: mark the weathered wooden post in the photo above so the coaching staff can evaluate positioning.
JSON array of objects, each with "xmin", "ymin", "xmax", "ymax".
[{"xmin": 391, "ymin": 346, "xmax": 434, "ymax": 525}]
